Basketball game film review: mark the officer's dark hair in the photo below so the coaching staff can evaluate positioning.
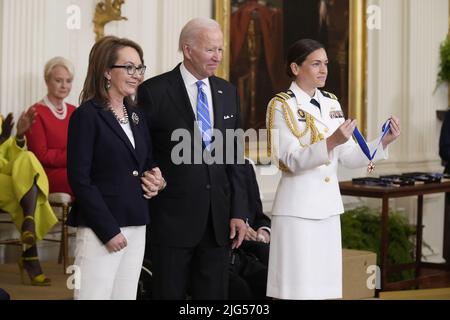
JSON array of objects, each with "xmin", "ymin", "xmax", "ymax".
[{"xmin": 286, "ymin": 39, "xmax": 325, "ymax": 78}]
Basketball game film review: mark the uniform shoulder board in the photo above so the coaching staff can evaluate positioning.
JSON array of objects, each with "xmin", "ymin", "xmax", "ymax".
[
  {"xmin": 320, "ymin": 90, "xmax": 338, "ymax": 100},
  {"xmin": 275, "ymin": 90, "xmax": 295, "ymax": 101}
]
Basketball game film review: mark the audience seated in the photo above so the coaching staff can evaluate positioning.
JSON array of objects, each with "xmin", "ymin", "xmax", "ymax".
[
  {"xmin": 1, "ymin": 110, "xmax": 57, "ymax": 286},
  {"xmin": 25, "ymin": 57, "xmax": 76, "ymax": 197}
]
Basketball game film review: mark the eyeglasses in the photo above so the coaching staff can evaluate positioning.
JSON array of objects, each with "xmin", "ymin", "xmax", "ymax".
[{"xmin": 111, "ymin": 64, "xmax": 147, "ymax": 76}]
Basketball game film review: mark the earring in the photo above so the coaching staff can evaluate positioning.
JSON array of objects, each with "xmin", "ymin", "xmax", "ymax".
[{"xmin": 106, "ymin": 78, "xmax": 111, "ymax": 90}]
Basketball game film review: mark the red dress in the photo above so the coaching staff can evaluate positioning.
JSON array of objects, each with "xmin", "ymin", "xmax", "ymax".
[{"xmin": 26, "ymin": 102, "xmax": 76, "ymax": 197}]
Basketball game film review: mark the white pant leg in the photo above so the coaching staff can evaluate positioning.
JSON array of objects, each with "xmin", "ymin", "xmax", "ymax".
[
  {"xmin": 111, "ymin": 226, "xmax": 146, "ymax": 300},
  {"xmin": 74, "ymin": 227, "xmax": 124, "ymax": 300}
]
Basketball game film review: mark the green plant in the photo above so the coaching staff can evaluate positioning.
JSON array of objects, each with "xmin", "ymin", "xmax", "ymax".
[
  {"xmin": 437, "ymin": 35, "xmax": 450, "ymax": 88},
  {"xmin": 341, "ymin": 206, "xmax": 416, "ymax": 282}
]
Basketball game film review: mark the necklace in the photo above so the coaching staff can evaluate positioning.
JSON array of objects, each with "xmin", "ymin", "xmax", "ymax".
[
  {"xmin": 109, "ymin": 105, "xmax": 129, "ymax": 125},
  {"xmin": 43, "ymin": 96, "xmax": 67, "ymax": 120}
]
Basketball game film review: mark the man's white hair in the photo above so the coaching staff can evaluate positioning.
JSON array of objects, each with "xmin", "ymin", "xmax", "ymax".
[{"xmin": 178, "ymin": 17, "xmax": 222, "ymax": 51}]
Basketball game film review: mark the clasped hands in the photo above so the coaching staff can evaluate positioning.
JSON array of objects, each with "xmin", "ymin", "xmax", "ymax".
[
  {"xmin": 140, "ymin": 167, "xmax": 166, "ymax": 199},
  {"xmin": 230, "ymin": 218, "xmax": 270, "ymax": 249},
  {"xmin": 245, "ymin": 226, "xmax": 270, "ymax": 244}
]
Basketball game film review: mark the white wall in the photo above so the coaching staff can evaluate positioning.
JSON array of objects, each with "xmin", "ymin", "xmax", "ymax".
[
  {"xmin": 364, "ymin": 0, "xmax": 448, "ymax": 262},
  {"xmin": 367, "ymin": 0, "xmax": 448, "ymax": 167},
  {"xmin": 0, "ymin": 0, "xmax": 212, "ymax": 117}
]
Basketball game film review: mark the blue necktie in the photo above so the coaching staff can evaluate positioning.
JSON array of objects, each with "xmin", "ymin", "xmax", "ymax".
[{"xmin": 196, "ymin": 81, "xmax": 212, "ymax": 149}]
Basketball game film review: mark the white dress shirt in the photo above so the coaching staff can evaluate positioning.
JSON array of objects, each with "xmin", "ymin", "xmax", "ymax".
[{"xmin": 180, "ymin": 63, "xmax": 215, "ymax": 128}]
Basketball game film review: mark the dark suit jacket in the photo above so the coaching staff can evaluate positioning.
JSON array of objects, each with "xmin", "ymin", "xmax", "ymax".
[
  {"xmin": 244, "ymin": 161, "xmax": 270, "ymax": 230},
  {"xmin": 440, "ymin": 110, "xmax": 450, "ymax": 173},
  {"xmin": 137, "ymin": 65, "xmax": 249, "ymax": 247},
  {"xmin": 67, "ymin": 99, "xmax": 153, "ymax": 244}
]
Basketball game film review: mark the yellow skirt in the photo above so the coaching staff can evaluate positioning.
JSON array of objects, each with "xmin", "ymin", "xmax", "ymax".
[{"xmin": 0, "ymin": 145, "xmax": 57, "ymax": 240}]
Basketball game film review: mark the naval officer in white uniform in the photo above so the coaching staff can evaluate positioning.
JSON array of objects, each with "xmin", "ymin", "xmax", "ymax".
[{"xmin": 265, "ymin": 39, "xmax": 401, "ymax": 300}]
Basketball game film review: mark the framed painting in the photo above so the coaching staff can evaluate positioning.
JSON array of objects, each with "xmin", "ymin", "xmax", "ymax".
[{"xmin": 215, "ymin": 0, "xmax": 367, "ymax": 163}]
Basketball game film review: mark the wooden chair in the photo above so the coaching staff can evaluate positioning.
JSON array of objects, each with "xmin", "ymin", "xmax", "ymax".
[
  {"xmin": 48, "ymin": 193, "xmax": 74, "ymax": 273},
  {"xmin": 0, "ymin": 210, "xmax": 22, "ymax": 247}
]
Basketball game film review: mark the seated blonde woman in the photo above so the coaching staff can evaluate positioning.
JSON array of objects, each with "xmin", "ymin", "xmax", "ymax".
[
  {"xmin": 0, "ymin": 108, "xmax": 57, "ymax": 286},
  {"xmin": 26, "ymin": 57, "xmax": 76, "ymax": 197}
]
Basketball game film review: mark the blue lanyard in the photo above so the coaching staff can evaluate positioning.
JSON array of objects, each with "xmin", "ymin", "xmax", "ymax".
[{"xmin": 353, "ymin": 120, "xmax": 391, "ymax": 161}]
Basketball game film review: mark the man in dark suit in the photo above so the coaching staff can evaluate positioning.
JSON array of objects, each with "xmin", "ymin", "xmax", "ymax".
[
  {"xmin": 138, "ymin": 17, "xmax": 249, "ymax": 300},
  {"xmin": 229, "ymin": 160, "xmax": 271, "ymax": 299},
  {"xmin": 241, "ymin": 160, "xmax": 270, "ymax": 264}
]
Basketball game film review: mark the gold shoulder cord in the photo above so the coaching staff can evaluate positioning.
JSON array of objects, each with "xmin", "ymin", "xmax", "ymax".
[
  {"xmin": 267, "ymin": 96, "xmax": 290, "ymax": 172},
  {"xmin": 267, "ymin": 93, "xmax": 322, "ymax": 172}
]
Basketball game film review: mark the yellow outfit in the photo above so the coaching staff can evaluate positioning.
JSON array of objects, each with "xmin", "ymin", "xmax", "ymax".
[{"xmin": 0, "ymin": 116, "xmax": 57, "ymax": 240}]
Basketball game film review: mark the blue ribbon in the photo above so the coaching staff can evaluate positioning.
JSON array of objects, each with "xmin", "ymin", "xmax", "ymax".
[{"xmin": 353, "ymin": 120, "xmax": 391, "ymax": 161}]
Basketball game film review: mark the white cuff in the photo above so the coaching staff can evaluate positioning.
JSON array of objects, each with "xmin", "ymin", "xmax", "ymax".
[{"xmin": 259, "ymin": 226, "xmax": 271, "ymax": 234}]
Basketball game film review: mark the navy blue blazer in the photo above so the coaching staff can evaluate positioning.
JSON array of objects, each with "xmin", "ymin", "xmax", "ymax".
[
  {"xmin": 67, "ymin": 99, "xmax": 154, "ymax": 244},
  {"xmin": 244, "ymin": 161, "xmax": 270, "ymax": 231}
]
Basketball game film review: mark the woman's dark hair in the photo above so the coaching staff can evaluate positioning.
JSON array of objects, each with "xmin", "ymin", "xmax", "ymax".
[
  {"xmin": 80, "ymin": 36, "xmax": 144, "ymax": 106},
  {"xmin": 285, "ymin": 39, "xmax": 325, "ymax": 78}
]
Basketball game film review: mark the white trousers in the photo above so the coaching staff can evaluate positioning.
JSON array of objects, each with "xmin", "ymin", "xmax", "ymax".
[{"xmin": 73, "ymin": 226, "xmax": 146, "ymax": 300}]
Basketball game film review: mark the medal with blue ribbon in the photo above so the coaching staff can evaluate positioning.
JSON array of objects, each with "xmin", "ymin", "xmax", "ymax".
[{"xmin": 353, "ymin": 120, "xmax": 391, "ymax": 173}]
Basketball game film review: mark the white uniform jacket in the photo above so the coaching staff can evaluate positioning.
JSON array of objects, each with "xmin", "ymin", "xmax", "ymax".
[{"xmin": 267, "ymin": 82, "xmax": 388, "ymax": 220}]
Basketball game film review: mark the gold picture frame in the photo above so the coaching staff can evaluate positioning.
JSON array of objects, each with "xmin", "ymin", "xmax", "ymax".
[{"xmin": 215, "ymin": 0, "xmax": 368, "ymax": 162}]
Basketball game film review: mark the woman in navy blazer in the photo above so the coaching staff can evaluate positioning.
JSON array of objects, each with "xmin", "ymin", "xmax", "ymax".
[{"xmin": 67, "ymin": 36, "xmax": 165, "ymax": 300}]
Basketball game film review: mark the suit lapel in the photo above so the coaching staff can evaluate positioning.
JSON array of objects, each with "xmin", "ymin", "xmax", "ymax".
[
  {"xmin": 127, "ymin": 106, "xmax": 145, "ymax": 165},
  {"xmin": 166, "ymin": 66, "xmax": 196, "ymax": 129},
  {"xmin": 210, "ymin": 76, "xmax": 224, "ymax": 132},
  {"xmin": 98, "ymin": 107, "xmax": 139, "ymax": 163},
  {"xmin": 166, "ymin": 66, "xmax": 205, "ymax": 151}
]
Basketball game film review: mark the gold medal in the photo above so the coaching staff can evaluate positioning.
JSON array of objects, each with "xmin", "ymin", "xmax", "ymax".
[{"xmin": 367, "ymin": 161, "xmax": 375, "ymax": 173}]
